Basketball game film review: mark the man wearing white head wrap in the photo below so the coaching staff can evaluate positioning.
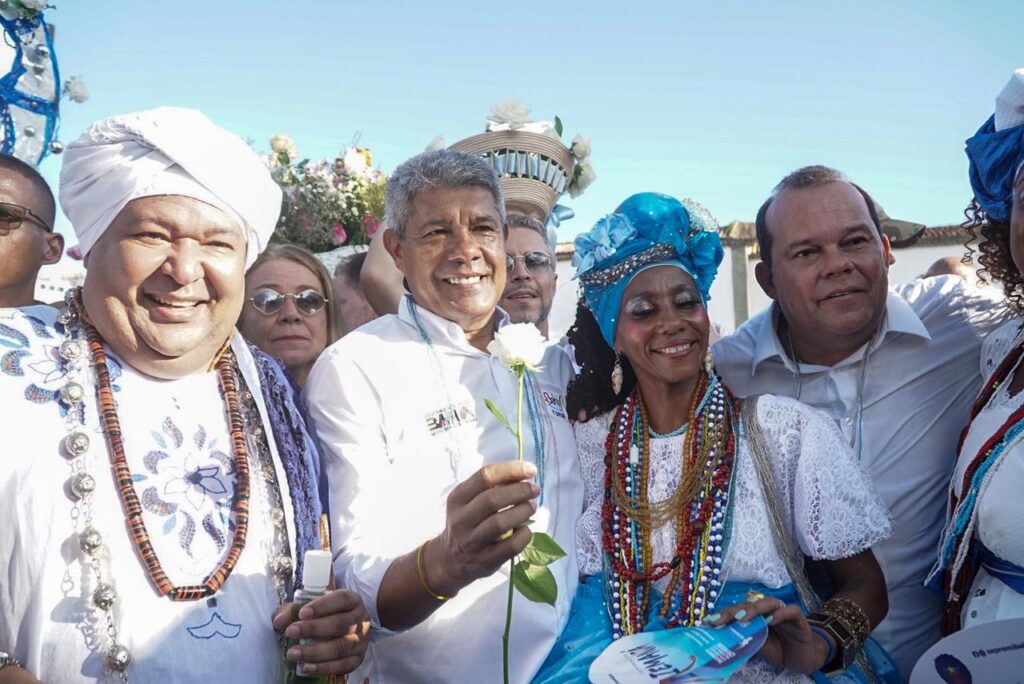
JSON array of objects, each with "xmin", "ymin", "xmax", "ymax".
[
  {"xmin": 60, "ymin": 106, "xmax": 280, "ymax": 268},
  {"xmin": 0, "ymin": 108, "xmax": 369, "ymax": 684}
]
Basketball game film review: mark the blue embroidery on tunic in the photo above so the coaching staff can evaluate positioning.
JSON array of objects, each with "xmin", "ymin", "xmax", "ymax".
[
  {"xmin": 136, "ymin": 417, "xmax": 236, "ymax": 557},
  {"xmin": 186, "ymin": 611, "xmax": 242, "ymax": 640}
]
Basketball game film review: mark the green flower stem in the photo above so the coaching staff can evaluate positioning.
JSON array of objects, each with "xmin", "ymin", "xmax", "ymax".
[
  {"xmin": 503, "ymin": 556, "xmax": 514, "ymax": 684},
  {"xmin": 503, "ymin": 367, "xmax": 525, "ymax": 684}
]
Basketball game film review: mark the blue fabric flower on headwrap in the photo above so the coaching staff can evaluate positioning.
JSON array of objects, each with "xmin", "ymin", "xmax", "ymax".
[
  {"xmin": 967, "ymin": 115, "xmax": 1024, "ymax": 223},
  {"xmin": 573, "ymin": 192, "xmax": 724, "ymax": 349}
]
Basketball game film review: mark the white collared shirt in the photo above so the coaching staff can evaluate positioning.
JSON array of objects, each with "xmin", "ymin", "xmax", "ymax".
[
  {"xmin": 712, "ymin": 276, "xmax": 1008, "ymax": 679},
  {"xmin": 305, "ymin": 296, "xmax": 583, "ymax": 684}
]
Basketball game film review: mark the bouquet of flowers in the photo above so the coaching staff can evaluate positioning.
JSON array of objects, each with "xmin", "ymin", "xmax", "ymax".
[{"xmin": 265, "ymin": 134, "xmax": 387, "ymax": 253}]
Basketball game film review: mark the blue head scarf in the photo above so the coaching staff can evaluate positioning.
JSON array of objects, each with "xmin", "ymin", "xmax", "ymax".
[
  {"xmin": 572, "ymin": 192, "xmax": 724, "ymax": 348},
  {"xmin": 966, "ymin": 115, "xmax": 1024, "ymax": 223}
]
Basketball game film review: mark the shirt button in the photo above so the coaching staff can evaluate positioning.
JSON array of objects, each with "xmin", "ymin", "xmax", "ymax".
[{"xmin": 843, "ymin": 416, "xmax": 854, "ymax": 426}]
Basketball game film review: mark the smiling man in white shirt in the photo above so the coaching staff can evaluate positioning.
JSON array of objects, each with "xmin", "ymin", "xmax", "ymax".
[
  {"xmin": 305, "ymin": 149, "xmax": 582, "ymax": 683},
  {"xmin": 712, "ymin": 165, "xmax": 1008, "ymax": 680}
]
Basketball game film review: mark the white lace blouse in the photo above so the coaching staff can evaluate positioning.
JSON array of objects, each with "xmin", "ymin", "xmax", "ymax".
[{"xmin": 575, "ymin": 393, "xmax": 893, "ymax": 683}]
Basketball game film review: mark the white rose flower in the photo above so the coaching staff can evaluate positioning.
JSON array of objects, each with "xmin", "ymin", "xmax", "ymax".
[
  {"xmin": 269, "ymin": 134, "xmax": 298, "ymax": 162},
  {"xmin": 342, "ymin": 146, "xmax": 369, "ymax": 176},
  {"xmin": 570, "ymin": 134, "xmax": 591, "ymax": 160},
  {"xmin": 487, "ymin": 323, "xmax": 546, "ymax": 372},
  {"xmin": 569, "ymin": 159, "xmax": 597, "ymax": 199},
  {"xmin": 20, "ymin": 0, "xmax": 47, "ymax": 10},
  {"xmin": 63, "ymin": 77, "xmax": 88, "ymax": 103},
  {"xmin": 424, "ymin": 135, "xmax": 445, "ymax": 152},
  {"xmin": 488, "ymin": 99, "xmax": 531, "ymax": 130}
]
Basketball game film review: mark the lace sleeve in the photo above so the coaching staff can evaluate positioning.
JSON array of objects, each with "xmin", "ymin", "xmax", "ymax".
[
  {"xmin": 573, "ymin": 412, "xmax": 614, "ymax": 576},
  {"xmin": 756, "ymin": 395, "xmax": 893, "ymax": 561}
]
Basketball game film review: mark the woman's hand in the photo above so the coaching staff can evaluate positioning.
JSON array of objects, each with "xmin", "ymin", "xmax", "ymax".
[
  {"xmin": 273, "ymin": 589, "xmax": 372, "ymax": 677},
  {"xmin": 704, "ymin": 595, "xmax": 831, "ymax": 675}
]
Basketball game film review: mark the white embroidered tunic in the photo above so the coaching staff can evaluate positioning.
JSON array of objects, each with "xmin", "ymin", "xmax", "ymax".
[
  {"xmin": 0, "ymin": 306, "xmax": 297, "ymax": 683},
  {"xmin": 952, "ymin": 317, "xmax": 1024, "ymax": 627},
  {"xmin": 305, "ymin": 296, "xmax": 583, "ymax": 683},
  {"xmin": 575, "ymin": 394, "xmax": 893, "ymax": 683}
]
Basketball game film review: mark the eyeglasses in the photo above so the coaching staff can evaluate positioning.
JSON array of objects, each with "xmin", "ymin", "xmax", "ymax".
[
  {"xmin": 249, "ymin": 288, "xmax": 328, "ymax": 316},
  {"xmin": 506, "ymin": 251, "xmax": 554, "ymax": 273},
  {"xmin": 0, "ymin": 202, "xmax": 52, "ymax": 232}
]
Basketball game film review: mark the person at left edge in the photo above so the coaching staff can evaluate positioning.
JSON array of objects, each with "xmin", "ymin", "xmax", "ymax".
[
  {"xmin": 0, "ymin": 153, "xmax": 64, "ymax": 307},
  {"xmin": 305, "ymin": 149, "xmax": 583, "ymax": 683},
  {"xmin": 0, "ymin": 107, "xmax": 368, "ymax": 683}
]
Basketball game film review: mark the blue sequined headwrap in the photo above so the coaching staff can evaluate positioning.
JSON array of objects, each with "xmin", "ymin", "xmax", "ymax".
[
  {"xmin": 967, "ymin": 115, "xmax": 1024, "ymax": 223},
  {"xmin": 572, "ymin": 192, "xmax": 724, "ymax": 349}
]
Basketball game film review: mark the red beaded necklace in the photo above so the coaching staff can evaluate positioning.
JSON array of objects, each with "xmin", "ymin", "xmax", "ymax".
[{"xmin": 76, "ymin": 297, "xmax": 251, "ymax": 602}]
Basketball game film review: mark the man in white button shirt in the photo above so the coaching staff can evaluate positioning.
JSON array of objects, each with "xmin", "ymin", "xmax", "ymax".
[
  {"xmin": 713, "ymin": 165, "xmax": 1007, "ymax": 680},
  {"xmin": 305, "ymin": 149, "xmax": 582, "ymax": 683}
]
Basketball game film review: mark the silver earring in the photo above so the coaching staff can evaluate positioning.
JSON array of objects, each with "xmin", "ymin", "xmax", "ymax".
[
  {"xmin": 704, "ymin": 349, "xmax": 714, "ymax": 376},
  {"xmin": 611, "ymin": 353, "xmax": 624, "ymax": 395}
]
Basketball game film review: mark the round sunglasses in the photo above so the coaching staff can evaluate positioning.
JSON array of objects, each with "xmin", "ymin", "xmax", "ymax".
[
  {"xmin": 249, "ymin": 288, "xmax": 328, "ymax": 316},
  {"xmin": 505, "ymin": 251, "xmax": 554, "ymax": 273}
]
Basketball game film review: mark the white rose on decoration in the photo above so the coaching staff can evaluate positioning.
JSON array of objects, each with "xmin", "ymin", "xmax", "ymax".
[
  {"xmin": 570, "ymin": 134, "xmax": 591, "ymax": 160},
  {"xmin": 488, "ymin": 99, "xmax": 531, "ymax": 130},
  {"xmin": 424, "ymin": 135, "xmax": 445, "ymax": 152},
  {"xmin": 64, "ymin": 77, "xmax": 88, "ymax": 103},
  {"xmin": 487, "ymin": 323, "xmax": 546, "ymax": 372},
  {"xmin": 569, "ymin": 158, "xmax": 597, "ymax": 199},
  {"xmin": 269, "ymin": 134, "xmax": 298, "ymax": 162},
  {"xmin": 20, "ymin": 0, "xmax": 47, "ymax": 10},
  {"xmin": 343, "ymin": 146, "xmax": 369, "ymax": 176}
]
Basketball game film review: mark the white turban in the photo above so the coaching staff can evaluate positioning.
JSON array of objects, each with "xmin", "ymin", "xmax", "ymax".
[{"xmin": 59, "ymin": 107, "xmax": 282, "ymax": 268}]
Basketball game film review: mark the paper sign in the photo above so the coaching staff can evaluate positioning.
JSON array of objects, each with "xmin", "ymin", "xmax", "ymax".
[
  {"xmin": 909, "ymin": 618, "xmax": 1024, "ymax": 684},
  {"xmin": 589, "ymin": 617, "xmax": 768, "ymax": 683}
]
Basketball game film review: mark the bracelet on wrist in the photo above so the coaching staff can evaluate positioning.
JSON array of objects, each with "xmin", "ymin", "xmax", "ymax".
[
  {"xmin": 416, "ymin": 540, "xmax": 454, "ymax": 602},
  {"xmin": 0, "ymin": 651, "xmax": 23, "ymax": 671}
]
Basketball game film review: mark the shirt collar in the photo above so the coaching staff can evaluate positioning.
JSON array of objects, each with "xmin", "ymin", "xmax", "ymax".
[
  {"xmin": 750, "ymin": 290, "xmax": 932, "ymax": 373},
  {"xmin": 397, "ymin": 294, "xmax": 509, "ymax": 353}
]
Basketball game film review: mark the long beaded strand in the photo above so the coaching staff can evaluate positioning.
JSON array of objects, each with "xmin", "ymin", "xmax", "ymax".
[{"xmin": 601, "ymin": 372, "xmax": 737, "ymax": 638}]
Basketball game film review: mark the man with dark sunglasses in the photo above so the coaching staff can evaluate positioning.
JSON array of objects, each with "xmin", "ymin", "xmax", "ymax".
[
  {"xmin": 500, "ymin": 215, "xmax": 558, "ymax": 337},
  {"xmin": 0, "ymin": 153, "xmax": 64, "ymax": 307}
]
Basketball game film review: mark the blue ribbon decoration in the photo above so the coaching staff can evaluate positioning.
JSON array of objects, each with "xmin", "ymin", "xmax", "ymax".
[{"xmin": 0, "ymin": 9, "xmax": 61, "ymax": 165}]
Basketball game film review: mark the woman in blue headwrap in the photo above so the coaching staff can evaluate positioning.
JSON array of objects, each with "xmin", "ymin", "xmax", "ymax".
[
  {"xmin": 535, "ymin": 193, "xmax": 898, "ymax": 683},
  {"xmin": 929, "ymin": 68, "xmax": 1024, "ymax": 634}
]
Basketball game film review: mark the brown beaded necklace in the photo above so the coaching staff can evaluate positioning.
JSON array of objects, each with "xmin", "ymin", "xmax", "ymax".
[{"xmin": 75, "ymin": 297, "xmax": 251, "ymax": 602}]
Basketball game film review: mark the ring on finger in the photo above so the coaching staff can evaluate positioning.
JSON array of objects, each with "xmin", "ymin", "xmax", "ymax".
[{"xmin": 745, "ymin": 590, "xmax": 766, "ymax": 603}]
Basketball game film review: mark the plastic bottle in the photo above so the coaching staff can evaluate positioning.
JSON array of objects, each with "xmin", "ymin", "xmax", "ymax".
[{"xmin": 285, "ymin": 549, "xmax": 333, "ymax": 684}]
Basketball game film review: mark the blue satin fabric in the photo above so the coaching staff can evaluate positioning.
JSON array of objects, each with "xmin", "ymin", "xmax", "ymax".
[
  {"xmin": 532, "ymin": 575, "xmax": 900, "ymax": 683},
  {"xmin": 572, "ymin": 193, "xmax": 724, "ymax": 349},
  {"xmin": 966, "ymin": 115, "xmax": 1024, "ymax": 222},
  {"xmin": 975, "ymin": 539, "xmax": 1024, "ymax": 594}
]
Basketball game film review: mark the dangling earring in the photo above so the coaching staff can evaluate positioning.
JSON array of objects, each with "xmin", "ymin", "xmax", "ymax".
[
  {"xmin": 704, "ymin": 349, "xmax": 714, "ymax": 376},
  {"xmin": 611, "ymin": 353, "xmax": 624, "ymax": 395}
]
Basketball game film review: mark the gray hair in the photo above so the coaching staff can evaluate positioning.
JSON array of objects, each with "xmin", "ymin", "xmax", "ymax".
[
  {"xmin": 755, "ymin": 164, "xmax": 881, "ymax": 266},
  {"xmin": 385, "ymin": 149, "xmax": 506, "ymax": 238},
  {"xmin": 507, "ymin": 212, "xmax": 556, "ymax": 253}
]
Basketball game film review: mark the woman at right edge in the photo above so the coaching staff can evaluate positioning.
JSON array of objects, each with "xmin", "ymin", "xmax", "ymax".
[{"xmin": 534, "ymin": 192, "xmax": 899, "ymax": 682}]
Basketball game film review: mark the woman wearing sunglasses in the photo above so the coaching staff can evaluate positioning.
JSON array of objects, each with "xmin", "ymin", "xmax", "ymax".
[{"xmin": 239, "ymin": 244, "xmax": 342, "ymax": 387}]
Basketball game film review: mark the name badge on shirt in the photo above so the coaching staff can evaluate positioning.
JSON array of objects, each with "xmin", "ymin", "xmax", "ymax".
[
  {"xmin": 542, "ymin": 389, "xmax": 567, "ymax": 420},
  {"xmin": 425, "ymin": 402, "xmax": 477, "ymax": 436}
]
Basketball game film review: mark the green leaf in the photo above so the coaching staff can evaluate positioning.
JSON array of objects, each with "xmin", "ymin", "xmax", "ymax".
[
  {"xmin": 520, "ymin": 533, "xmax": 567, "ymax": 567},
  {"xmin": 484, "ymin": 398, "xmax": 514, "ymax": 434},
  {"xmin": 512, "ymin": 561, "xmax": 558, "ymax": 606},
  {"xmin": 554, "ymin": 116, "xmax": 564, "ymax": 137}
]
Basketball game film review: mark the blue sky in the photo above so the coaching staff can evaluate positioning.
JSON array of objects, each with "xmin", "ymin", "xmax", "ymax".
[{"xmin": 36, "ymin": 0, "xmax": 1024, "ymax": 248}]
